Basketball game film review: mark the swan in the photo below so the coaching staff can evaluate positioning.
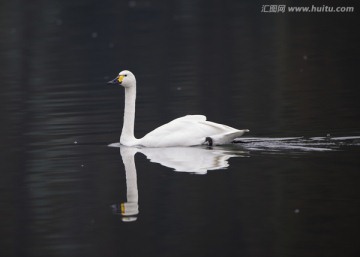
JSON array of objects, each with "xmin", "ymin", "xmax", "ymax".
[{"xmin": 108, "ymin": 70, "xmax": 249, "ymax": 147}]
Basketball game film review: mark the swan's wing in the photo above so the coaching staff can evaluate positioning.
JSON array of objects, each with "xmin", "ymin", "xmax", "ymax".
[
  {"xmin": 139, "ymin": 115, "xmax": 247, "ymax": 147},
  {"xmin": 140, "ymin": 116, "xmax": 220, "ymax": 147},
  {"xmin": 199, "ymin": 120, "xmax": 238, "ymax": 132},
  {"xmin": 171, "ymin": 115, "xmax": 206, "ymax": 122}
]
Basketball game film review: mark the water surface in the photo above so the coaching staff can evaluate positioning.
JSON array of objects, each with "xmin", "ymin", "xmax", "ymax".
[{"xmin": 1, "ymin": 1, "xmax": 359, "ymax": 257}]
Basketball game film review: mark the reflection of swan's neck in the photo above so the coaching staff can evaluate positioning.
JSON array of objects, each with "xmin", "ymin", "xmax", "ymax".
[
  {"xmin": 121, "ymin": 86, "xmax": 137, "ymax": 144},
  {"xmin": 120, "ymin": 147, "xmax": 139, "ymax": 217},
  {"xmin": 123, "ymin": 149, "xmax": 138, "ymax": 203}
]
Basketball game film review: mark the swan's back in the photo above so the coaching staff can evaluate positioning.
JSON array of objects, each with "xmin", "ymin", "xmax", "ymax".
[{"xmin": 139, "ymin": 115, "xmax": 245, "ymax": 147}]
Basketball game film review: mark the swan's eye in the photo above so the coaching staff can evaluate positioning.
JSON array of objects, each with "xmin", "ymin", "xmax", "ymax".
[{"xmin": 124, "ymin": 74, "xmax": 128, "ymax": 77}]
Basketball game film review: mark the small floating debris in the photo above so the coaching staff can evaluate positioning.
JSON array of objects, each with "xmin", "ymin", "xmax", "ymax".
[
  {"xmin": 294, "ymin": 209, "xmax": 300, "ymax": 214},
  {"xmin": 91, "ymin": 32, "xmax": 98, "ymax": 38},
  {"xmin": 74, "ymin": 141, "xmax": 78, "ymax": 144}
]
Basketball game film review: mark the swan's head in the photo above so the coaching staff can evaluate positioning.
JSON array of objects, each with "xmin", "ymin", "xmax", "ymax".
[{"xmin": 108, "ymin": 70, "xmax": 136, "ymax": 88}]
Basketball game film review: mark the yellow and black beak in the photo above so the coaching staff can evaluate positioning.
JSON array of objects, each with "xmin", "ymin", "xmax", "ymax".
[{"xmin": 107, "ymin": 75, "xmax": 124, "ymax": 85}]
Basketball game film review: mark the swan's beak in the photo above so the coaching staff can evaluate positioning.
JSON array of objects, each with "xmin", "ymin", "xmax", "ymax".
[
  {"xmin": 107, "ymin": 75, "xmax": 124, "ymax": 85},
  {"xmin": 107, "ymin": 77, "xmax": 120, "ymax": 85}
]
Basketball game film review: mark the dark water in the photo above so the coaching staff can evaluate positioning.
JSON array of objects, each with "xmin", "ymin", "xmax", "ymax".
[{"xmin": 1, "ymin": 1, "xmax": 360, "ymax": 257}]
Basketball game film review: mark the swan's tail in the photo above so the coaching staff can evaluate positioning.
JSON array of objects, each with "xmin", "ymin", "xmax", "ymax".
[{"xmin": 210, "ymin": 130, "xmax": 249, "ymax": 145}]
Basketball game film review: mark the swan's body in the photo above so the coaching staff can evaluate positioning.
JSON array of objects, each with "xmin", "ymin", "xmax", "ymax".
[{"xmin": 108, "ymin": 70, "xmax": 249, "ymax": 147}]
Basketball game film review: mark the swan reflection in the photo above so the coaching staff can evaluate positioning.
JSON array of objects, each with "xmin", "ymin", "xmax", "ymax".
[
  {"xmin": 110, "ymin": 144, "xmax": 248, "ymax": 221},
  {"xmin": 136, "ymin": 146, "xmax": 247, "ymax": 174},
  {"xmin": 111, "ymin": 147, "xmax": 139, "ymax": 222}
]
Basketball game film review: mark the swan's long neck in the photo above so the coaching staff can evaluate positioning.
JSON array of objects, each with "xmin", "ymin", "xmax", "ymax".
[{"xmin": 121, "ymin": 86, "xmax": 137, "ymax": 144}]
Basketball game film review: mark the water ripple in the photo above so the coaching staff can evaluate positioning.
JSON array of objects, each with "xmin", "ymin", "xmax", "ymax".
[{"xmin": 235, "ymin": 136, "xmax": 360, "ymax": 153}]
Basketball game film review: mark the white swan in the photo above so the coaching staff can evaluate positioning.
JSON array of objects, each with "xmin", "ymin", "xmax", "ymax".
[{"xmin": 108, "ymin": 70, "xmax": 249, "ymax": 147}]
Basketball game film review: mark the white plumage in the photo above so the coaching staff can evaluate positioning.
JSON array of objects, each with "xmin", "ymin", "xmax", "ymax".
[{"xmin": 108, "ymin": 70, "xmax": 249, "ymax": 147}]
